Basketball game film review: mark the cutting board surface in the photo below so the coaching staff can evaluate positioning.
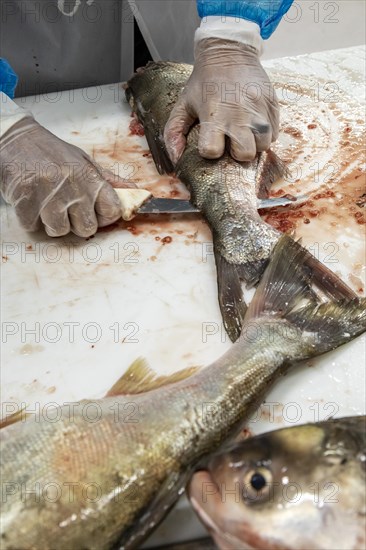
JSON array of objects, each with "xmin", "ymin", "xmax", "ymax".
[{"xmin": 1, "ymin": 46, "xmax": 365, "ymax": 547}]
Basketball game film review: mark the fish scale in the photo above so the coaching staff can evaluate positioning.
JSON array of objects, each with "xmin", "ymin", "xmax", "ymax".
[
  {"xmin": 1, "ymin": 236, "xmax": 365, "ymax": 549},
  {"xmin": 189, "ymin": 416, "xmax": 366, "ymax": 550},
  {"xmin": 179, "ymin": 128, "xmax": 279, "ymax": 271},
  {"xmin": 1, "ymin": 64, "xmax": 365, "ymax": 550},
  {"xmin": 126, "ymin": 61, "xmax": 357, "ymax": 342}
]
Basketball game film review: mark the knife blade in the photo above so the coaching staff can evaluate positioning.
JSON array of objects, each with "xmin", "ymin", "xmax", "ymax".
[
  {"xmin": 114, "ymin": 188, "xmax": 307, "ymax": 221},
  {"xmin": 140, "ymin": 195, "xmax": 308, "ymax": 213},
  {"xmin": 138, "ymin": 197, "xmax": 200, "ymax": 214}
]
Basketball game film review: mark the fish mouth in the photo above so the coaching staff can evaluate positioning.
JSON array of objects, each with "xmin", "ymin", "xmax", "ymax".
[
  {"xmin": 188, "ymin": 470, "xmax": 256, "ymax": 550},
  {"xmin": 189, "ymin": 471, "xmax": 223, "ymax": 535},
  {"xmin": 189, "ymin": 470, "xmax": 293, "ymax": 550}
]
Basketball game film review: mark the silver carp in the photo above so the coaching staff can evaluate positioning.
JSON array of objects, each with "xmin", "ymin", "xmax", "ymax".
[
  {"xmin": 189, "ymin": 415, "xmax": 366, "ymax": 550},
  {"xmin": 125, "ymin": 61, "xmax": 357, "ymax": 342},
  {"xmin": 1, "ymin": 236, "xmax": 365, "ymax": 549}
]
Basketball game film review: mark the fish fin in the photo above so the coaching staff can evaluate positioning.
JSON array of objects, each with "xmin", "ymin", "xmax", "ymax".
[
  {"xmin": 245, "ymin": 234, "xmax": 316, "ymax": 320},
  {"xmin": 286, "ymin": 298, "xmax": 366, "ymax": 355},
  {"xmin": 235, "ymin": 259, "xmax": 269, "ymax": 289},
  {"xmin": 304, "ymin": 253, "xmax": 358, "ymax": 301},
  {"xmin": 0, "ymin": 407, "xmax": 29, "ymax": 429},
  {"xmin": 125, "ymin": 81, "xmax": 174, "ymax": 175},
  {"xmin": 105, "ymin": 358, "xmax": 199, "ymax": 396},
  {"xmin": 115, "ymin": 470, "xmax": 191, "ymax": 549},
  {"xmin": 215, "ymin": 247, "xmax": 247, "ymax": 343},
  {"xmin": 142, "ymin": 114, "xmax": 174, "ymax": 174},
  {"xmin": 257, "ymin": 151, "xmax": 290, "ymax": 199},
  {"xmin": 244, "ymin": 234, "xmax": 366, "ymax": 355}
]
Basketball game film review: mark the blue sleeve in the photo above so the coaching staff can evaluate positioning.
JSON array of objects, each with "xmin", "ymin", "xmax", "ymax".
[
  {"xmin": 0, "ymin": 59, "xmax": 18, "ymax": 99},
  {"xmin": 197, "ymin": 1, "xmax": 294, "ymax": 39}
]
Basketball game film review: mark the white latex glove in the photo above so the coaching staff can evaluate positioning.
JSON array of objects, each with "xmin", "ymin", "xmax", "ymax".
[
  {"xmin": 0, "ymin": 117, "xmax": 130, "ymax": 237},
  {"xmin": 164, "ymin": 38, "xmax": 279, "ymax": 164}
]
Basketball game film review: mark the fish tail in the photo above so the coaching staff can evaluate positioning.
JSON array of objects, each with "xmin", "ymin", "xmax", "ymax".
[
  {"xmin": 244, "ymin": 234, "xmax": 366, "ymax": 356},
  {"xmin": 214, "ymin": 247, "xmax": 248, "ymax": 343},
  {"xmin": 303, "ymin": 252, "xmax": 358, "ymax": 301},
  {"xmin": 215, "ymin": 150, "xmax": 289, "ymax": 343},
  {"xmin": 257, "ymin": 150, "xmax": 290, "ymax": 199}
]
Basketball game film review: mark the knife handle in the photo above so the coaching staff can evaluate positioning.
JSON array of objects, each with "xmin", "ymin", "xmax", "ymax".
[{"xmin": 114, "ymin": 188, "xmax": 152, "ymax": 221}]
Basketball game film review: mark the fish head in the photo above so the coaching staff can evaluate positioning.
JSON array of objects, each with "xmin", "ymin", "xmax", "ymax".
[{"xmin": 188, "ymin": 420, "xmax": 366, "ymax": 550}]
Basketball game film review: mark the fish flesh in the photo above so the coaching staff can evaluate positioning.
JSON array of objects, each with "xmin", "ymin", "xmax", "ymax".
[
  {"xmin": 125, "ymin": 62, "xmax": 357, "ymax": 342},
  {"xmin": 1, "ymin": 236, "xmax": 365, "ymax": 549},
  {"xmin": 189, "ymin": 415, "xmax": 366, "ymax": 550}
]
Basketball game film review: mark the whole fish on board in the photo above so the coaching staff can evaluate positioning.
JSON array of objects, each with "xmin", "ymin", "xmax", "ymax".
[
  {"xmin": 125, "ymin": 62, "xmax": 357, "ymax": 342},
  {"xmin": 1, "ymin": 236, "xmax": 365, "ymax": 550},
  {"xmin": 189, "ymin": 415, "xmax": 366, "ymax": 550}
]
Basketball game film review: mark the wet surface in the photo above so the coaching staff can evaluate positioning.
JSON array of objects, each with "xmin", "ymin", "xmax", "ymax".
[
  {"xmin": 267, "ymin": 73, "xmax": 365, "ymax": 294},
  {"xmin": 81, "ymin": 73, "xmax": 365, "ymax": 295},
  {"xmin": 2, "ymin": 59, "xmax": 365, "ymax": 413},
  {"xmin": 89, "ymin": 129, "xmax": 189, "ymax": 200},
  {"xmin": 2, "ymin": 47, "xmax": 365, "ymax": 550}
]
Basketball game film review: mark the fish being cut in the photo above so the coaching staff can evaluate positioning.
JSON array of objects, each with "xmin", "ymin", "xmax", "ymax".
[{"xmin": 125, "ymin": 62, "xmax": 357, "ymax": 342}]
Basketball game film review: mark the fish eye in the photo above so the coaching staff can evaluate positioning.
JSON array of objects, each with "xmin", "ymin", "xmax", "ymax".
[
  {"xmin": 242, "ymin": 467, "xmax": 273, "ymax": 504},
  {"xmin": 250, "ymin": 472, "xmax": 267, "ymax": 491}
]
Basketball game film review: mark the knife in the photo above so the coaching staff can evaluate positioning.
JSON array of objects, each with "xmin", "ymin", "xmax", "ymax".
[{"xmin": 114, "ymin": 188, "xmax": 307, "ymax": 221}]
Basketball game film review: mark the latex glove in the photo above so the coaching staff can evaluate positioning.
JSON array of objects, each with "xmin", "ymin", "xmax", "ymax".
[
  {"xmin": 0, "ymin": 117, "xmax": 133, "ymax": 237},
  {"xmin": 164, "ymin": 38, "xmax": 279, "ymax": 164}
]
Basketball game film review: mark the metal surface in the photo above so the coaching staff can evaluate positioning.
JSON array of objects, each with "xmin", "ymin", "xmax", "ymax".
[
  {"xmin": 138, "ymin": 197, "xmax": 201, "ymax": 214},
  {"xmin": 138, "ymin": 195, "xmax": 309, "ymax": 215}
]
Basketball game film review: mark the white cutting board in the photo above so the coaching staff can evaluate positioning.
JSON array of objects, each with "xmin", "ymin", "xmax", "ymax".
[{"xmin": 1, "ymin": 46, "xmax": 365, "ymax": 547}]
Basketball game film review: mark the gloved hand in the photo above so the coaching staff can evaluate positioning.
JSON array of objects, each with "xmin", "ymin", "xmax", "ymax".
[
  {"xmin": 0, "ymin": 116, "xmax": 131, "ymax": 237},
  {"xmin": 164, "ymin": 38, "xmax": 279, "ymax": 164}
]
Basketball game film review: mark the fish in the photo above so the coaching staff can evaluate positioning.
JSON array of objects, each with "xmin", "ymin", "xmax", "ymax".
[
  {"xmin": 1, "ymin": 236, "xmax": 365, "ymax": 550},
  {"xmin": 189, "ymin": 415, "xmax": 366, "ymax": 550},
  {"xmin": 125, "ymin": 62, "xmax": 357, "ymax": 342}
]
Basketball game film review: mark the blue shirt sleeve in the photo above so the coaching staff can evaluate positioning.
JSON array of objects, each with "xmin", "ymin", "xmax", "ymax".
[
  {"xmin": 197, "ymin": 1, "xmax": 294, "ymax": 39},
  {"xmin": 0, "ymin": 59, "xmax": 18, "ymax": 99}
]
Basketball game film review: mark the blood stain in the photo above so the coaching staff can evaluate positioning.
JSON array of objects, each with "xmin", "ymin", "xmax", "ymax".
[{"xmin": 129, "ymin": 116, "xmax": 145, "ymax": 137}]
